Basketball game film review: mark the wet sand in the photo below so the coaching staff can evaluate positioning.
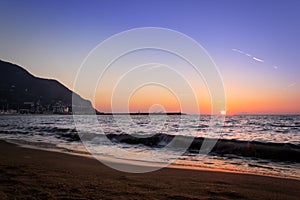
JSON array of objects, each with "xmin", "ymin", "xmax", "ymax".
[{"xmin": 0, "ymin": 140, "xmax": 299, "ymax": 199}]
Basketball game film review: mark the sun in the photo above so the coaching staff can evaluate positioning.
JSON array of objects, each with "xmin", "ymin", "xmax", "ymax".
[{"xmin": 220, "ymin": 110, "xmax": 226, "ymax": 115}]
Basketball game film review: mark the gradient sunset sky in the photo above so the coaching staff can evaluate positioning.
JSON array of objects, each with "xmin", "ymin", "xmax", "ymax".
[{"xmin": 0, "ymin": 0, "xmax": 299, "ymax": 114}]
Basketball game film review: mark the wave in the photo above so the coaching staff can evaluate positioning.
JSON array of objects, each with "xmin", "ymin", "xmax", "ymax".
[
  {"xmin": 105, "ymin": 133, "xmax": 300, "ymax": 162},
  {"xmin": 1, "ymin": 127, "xmax": 299, "ymax": 162},
  {"xmin": 0, "ymin": 127, "xmax": 80, "ymax": 142}
]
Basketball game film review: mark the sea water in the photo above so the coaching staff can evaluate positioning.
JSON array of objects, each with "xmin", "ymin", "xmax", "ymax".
[{"xmin": 0, "ymin": 115, "xmax": 299, "ymax": 178}]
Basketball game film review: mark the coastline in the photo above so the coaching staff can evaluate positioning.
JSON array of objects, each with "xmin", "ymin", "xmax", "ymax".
[
  {"xmin": 4, "ymin": 138, "xmax": 300, "ymax": 180},
  {"xmin": 1, "ymin": 140, "xmax": 299, "ymax": 199}
]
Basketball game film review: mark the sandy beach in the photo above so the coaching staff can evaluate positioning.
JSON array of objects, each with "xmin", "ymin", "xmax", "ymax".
[{"xmin": 0, "ymin": 140, "xmax": 299, "ymax": 200}]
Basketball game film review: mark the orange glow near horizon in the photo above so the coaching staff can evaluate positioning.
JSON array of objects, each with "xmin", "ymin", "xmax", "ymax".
[
  {"xmin": 95, "ymin": 85, "xmax": 185, "ymax": 113},
  {"xmin": 92, "ymin": 65, "xmax": 300, "ymax": 115},
  {"xmin": 128, "ymin": 85, "xmax": 180, "ymax": 113},
  {"xmin": 94, "ymin": 83, "xmax": 214, "ymax": 114},
  {"xmin": 224, "ymin": 84, "xmax": 300, "ymax": 115},
  {"xmin": 94, "ymin": 85, "xmax": 300, "ymax": 115}
]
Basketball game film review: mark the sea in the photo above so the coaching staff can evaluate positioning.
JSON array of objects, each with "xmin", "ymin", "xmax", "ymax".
[{"xmin": 0, "ymin": 114, "xmax": 299, "ymax": 178}]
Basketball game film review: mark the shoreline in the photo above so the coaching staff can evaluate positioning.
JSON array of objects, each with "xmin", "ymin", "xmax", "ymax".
[
  {"xmin": 1, "ymin": 140, "xmax": 300, "ymax": 199},
  {"xmin": 4, "ymin": 138, "xmax": 300, "ymax": 181}
]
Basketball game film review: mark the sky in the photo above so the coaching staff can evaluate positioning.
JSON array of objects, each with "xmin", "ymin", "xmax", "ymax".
[{"xmin": 0, "ymin": 0, "xmax": 299, "ymax": 114}]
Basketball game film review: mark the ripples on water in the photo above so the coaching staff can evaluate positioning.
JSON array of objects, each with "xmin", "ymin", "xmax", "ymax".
[{"xmin": 0, "ymin": 115, "xmax": 299, "ymax": 178}]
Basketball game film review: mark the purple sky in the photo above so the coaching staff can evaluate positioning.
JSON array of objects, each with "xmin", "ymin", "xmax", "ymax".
[{"xmin": 0, "ymin": 0, "xmax": 299, "ymax": 113}]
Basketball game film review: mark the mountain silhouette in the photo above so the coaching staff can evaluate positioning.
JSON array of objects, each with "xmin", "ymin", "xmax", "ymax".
[{"xmin": 0, "ymin": 60, "xmax": 93, "ymax": 113}]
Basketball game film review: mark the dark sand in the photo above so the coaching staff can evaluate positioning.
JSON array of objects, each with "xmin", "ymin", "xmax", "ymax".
[{"xmin": 0, "ymin": 141, "xmax": 299, "ymax": 200}]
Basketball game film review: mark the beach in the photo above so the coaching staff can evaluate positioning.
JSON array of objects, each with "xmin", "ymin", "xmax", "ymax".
[{"xmin": 1, "ymin": 140, "xmax": 299, "ymax": 200}]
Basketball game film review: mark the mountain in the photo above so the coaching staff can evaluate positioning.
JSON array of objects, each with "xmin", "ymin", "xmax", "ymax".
[{"xmin": 0, "ymin": 60, "xmax": 93, "ymax": 114}]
